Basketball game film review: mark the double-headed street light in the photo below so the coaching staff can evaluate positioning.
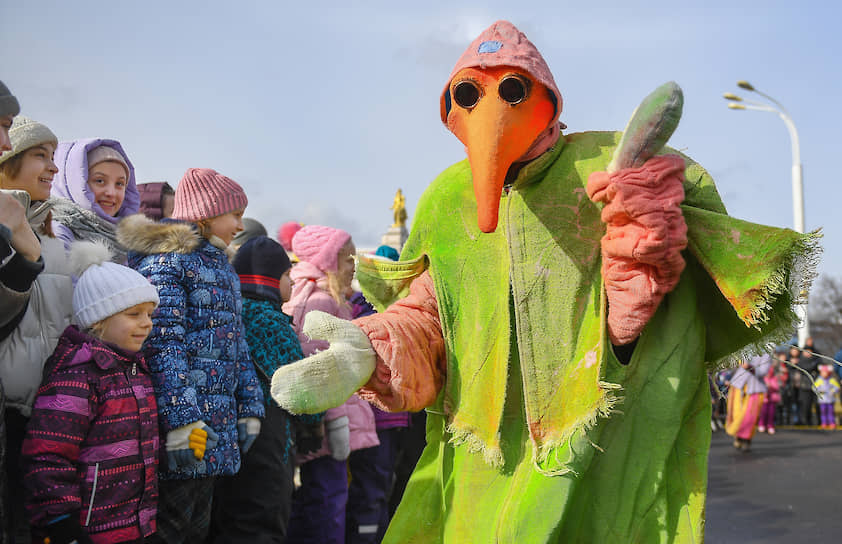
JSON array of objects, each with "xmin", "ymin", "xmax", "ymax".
[{"xmin": 723, "ymin": 80, "xmax": 809, "ymax": 346}]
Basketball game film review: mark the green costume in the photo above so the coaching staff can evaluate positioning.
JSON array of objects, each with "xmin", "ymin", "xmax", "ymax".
[{"xmin": 358, "ymin": 131, "xmax": 817, "ymax": 543}]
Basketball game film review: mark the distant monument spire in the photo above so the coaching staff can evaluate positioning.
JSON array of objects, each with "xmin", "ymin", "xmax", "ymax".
[
  {"xmin": 391, "ymin": 189, "xmax": 408, "ymax": 227},
  {"xmin": 382, "ymin": 188, "xmax": 409, "ymax": 251}
]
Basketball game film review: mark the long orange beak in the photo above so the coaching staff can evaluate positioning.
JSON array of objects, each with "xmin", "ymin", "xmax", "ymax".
[{"xmin": 446, "ymin": 67, "xmax": 555, "ymax": 232}]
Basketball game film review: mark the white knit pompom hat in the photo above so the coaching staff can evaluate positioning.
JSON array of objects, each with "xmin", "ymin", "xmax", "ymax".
[{"xmin": 70, "ymin": 241, "xmax": 159, "ymax": 328}]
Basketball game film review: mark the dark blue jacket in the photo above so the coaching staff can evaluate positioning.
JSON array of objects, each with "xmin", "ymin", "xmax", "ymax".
[{"xmin": 120, "ymin": 215, "xmax": 264, "ymax": 479}]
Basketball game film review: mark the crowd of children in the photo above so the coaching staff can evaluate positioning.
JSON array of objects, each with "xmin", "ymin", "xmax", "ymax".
[{"xmin": 0, "ymin": 79, "xmax": 425, "ymax": 543}]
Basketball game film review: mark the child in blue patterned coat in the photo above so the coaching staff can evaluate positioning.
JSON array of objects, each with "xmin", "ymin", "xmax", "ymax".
[{"xmin": 118, "ymin": 168, "xmax": 264, "ymax": 544}]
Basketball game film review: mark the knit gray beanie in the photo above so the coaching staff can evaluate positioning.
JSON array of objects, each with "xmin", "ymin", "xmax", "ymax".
[
  {"xmin": 0, "ymin": 115, "xmax": 58, "ymax": 167},
  {"xmin": 0, "ymin": 80, "xmax": 20, "ymax": 117}
]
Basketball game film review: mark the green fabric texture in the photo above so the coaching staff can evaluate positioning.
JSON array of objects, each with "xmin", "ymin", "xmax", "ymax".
[
  {"xmin": 357, "ymin": 130, "xmax": 818, "ymax": 542},
  {"xmin": 386, "ymin": 280, "xmax": 710, "ymax": 543},
  {"xmin": 355, "ymin": 254, "xmax": 427, "ymax": 314},
  {"xmin": 682, "ymin": 205, "xmax": 820, "ymax": 365}
]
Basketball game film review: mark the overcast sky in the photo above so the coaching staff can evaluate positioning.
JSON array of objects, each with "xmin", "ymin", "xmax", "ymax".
[{"xmin": 3, "ymin": 1, "xmax": 841, "ymax": 283}]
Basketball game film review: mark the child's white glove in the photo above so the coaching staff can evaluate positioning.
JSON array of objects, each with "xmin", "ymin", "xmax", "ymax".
[
  {"xmin": 271, "ymin": 311, "xmax": 376, "ymax": 414},
  {"xmin": 326, "ymin": 416, "xmax": 351, "ymax": 461}
]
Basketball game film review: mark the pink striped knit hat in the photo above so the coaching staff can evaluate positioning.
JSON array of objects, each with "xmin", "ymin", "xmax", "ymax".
[{"xmin": 172, "ymin": 168, "xmax": 248, "ymax": 221}]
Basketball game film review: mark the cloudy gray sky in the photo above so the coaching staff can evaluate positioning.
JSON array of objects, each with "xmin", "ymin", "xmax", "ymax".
[{"xmin": 3, "ymin": 1, "xmax": 841, "ymax": 281}]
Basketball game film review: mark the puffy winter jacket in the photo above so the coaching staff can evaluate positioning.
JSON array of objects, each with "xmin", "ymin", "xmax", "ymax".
[
  {"xmin": 119, "ymin": 214, "xmax": 264, "ymax": 479},
  {"xmin": 283, "ymin": 277, "xmax": 378, "ymax": 463},
  {"xmin": 22, "ymin": 326, "xmax": 159, "ymax": 543},
  {"xmin": 0, "ymin": 200, "xmax": 73, "ymax": 416},
  {"xmin": 0, "ymin": 190, "xmax": 44, "ymax": 335}
]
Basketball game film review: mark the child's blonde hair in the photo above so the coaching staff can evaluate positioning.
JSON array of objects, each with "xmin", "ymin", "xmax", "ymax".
[
  {"xmin": 87, "ymin": 318, "xmax": 112, "ymax": 341},
  {"xmin": 194, "ymin": 218, "xmax": 215, "ymax": 240},
  {"xmin": 326, "ymin": 270, "xmax": 348, "ymax": 307}
]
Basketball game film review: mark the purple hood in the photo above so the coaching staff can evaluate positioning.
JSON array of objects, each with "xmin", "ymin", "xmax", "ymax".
[{"xmin": 51, "ymin": 138, "xmax": 140, "ymax": 225}]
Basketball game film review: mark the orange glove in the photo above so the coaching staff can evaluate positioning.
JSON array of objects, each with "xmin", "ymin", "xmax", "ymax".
[{"xmin": 587, "ymin": 154, "xmax": 687, "ymax": 345}]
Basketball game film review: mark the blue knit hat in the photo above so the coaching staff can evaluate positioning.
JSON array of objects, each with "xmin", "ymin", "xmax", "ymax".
[
  {"xmin": 374, "ymin": 245, "xmax": 400, "ymax": 261},
  {"xmin": 232, "ymin": 235, "xmax": 292, "ymax": 303}
]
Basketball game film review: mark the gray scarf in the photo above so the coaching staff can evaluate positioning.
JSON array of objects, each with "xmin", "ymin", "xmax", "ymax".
[{"xmin": 49, "ymin": 197, "xmax": 127, "ymax": 263}]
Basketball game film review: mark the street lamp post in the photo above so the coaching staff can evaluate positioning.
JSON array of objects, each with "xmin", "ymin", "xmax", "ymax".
[{"xmin": 723, "ymin": 81, "xmax": 809, "ymax": 347}]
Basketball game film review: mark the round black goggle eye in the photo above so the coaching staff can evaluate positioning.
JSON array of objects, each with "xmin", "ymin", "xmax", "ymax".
[
  {"xmin": 498, "ymin": 76, "xmax": 528, "ymax": 105},
  {"xmin": 452, "ymin": 81, "xmax": 481, "ymax": 109}
]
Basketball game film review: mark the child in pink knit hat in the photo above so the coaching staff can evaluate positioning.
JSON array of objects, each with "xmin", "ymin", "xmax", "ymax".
[
  {"xmin": 170, "ymin": 167, "xmax": 249, "ymax": 246},
  {"xmin": 118, "ymin": 168, "xmax": 264, "ymax": 543},
  {"xmin": 277, "ymin": 221, "xmax": 303, "ymax": 251},
  {"xmin": 276, "ymin": 220, "xmax": 303, "ymax": 263},
  {"xmin": 280, "ymin": 225, "xmax": 379, "ymax": 543}
]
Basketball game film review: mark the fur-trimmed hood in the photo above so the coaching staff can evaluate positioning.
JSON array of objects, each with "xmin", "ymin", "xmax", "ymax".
[{"xmin": 117, "ymin": 213, "xmax": 202, "ymax": 255}]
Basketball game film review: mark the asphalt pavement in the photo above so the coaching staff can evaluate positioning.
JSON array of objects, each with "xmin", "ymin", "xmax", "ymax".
[{"xmin": 705, "ymin": 427, "xmax": 842, "ymax": 543}]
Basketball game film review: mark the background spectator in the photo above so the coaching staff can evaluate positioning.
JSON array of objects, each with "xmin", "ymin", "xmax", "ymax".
[{"xmin": 136, "ymin": 181, "xmax": 175, "ymax": 221}]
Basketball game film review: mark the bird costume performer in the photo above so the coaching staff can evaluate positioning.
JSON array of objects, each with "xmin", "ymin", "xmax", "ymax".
[{"xmin": 272, "ymin": 21, "xmax": 818, "ymax": 543}]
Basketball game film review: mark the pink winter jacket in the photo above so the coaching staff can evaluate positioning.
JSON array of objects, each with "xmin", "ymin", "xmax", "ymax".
[
  {"xmin": 283, "ymin": 279, "xmax": 379, "ymax": 462},
  {"xmin": 764, "ymin": 370, "xmax": 782, "ymax": 404}
]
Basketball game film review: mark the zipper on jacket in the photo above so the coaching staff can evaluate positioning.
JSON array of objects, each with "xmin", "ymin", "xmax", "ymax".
[
  {"xmin": 85, "ymin": 462, "xmax": 100, "ymax": 526},
  {"xmin": 125, "ymin": 364, "xmax": 136, "ymax": 383}
]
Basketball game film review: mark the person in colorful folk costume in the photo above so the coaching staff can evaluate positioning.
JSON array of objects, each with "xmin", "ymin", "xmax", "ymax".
[
  {"xmin": 272, "ymin": 21, "xmax": 818, "ymax": 543},
  {"xmin": 725, "ymin": 353, "xmax": 772, "ymax": 451}
]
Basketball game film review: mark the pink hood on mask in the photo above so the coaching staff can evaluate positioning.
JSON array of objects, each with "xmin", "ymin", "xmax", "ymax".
[{"xmin": 440, "ymin": 20, "xmax": 565, "ymax": 161}]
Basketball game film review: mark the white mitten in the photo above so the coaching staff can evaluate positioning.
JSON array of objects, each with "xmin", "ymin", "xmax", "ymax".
[
  {"xmin": 271, "ymin": 311, "xmax": 376, "ymax": 414},
  {"xmin": 326, "ymin": 415, "xmax": 351, "ymax": 461}
]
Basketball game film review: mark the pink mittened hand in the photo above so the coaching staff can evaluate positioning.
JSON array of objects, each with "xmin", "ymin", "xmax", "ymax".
[{"xmin": 586, "ymin": 154, "xmax": 688, "ymax": 345}]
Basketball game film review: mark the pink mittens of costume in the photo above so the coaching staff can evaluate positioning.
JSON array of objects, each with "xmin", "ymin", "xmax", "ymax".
[{"xmin": 587, "ymin": 154, "xmax": 688, "ymax": 345}]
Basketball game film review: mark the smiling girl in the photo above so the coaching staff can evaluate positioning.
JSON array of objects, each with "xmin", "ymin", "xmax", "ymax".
[
  {"xmin": 0, "ymin": 116, "xmax": 76, "ymax": 541},
  {"xmin": 118, "ymin": 168, "xmax": 264, "ymax": 544},
  {"xmin": 22, "ymin": 243, "xmax": 161, "ymax": 544},
  {"xmin": 50, "ymin": 139, "xmax": 140, "ymax": 262},
  {"xmin": 0, "ymin": 119, "xmax": 59, "ymax": 205}
]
